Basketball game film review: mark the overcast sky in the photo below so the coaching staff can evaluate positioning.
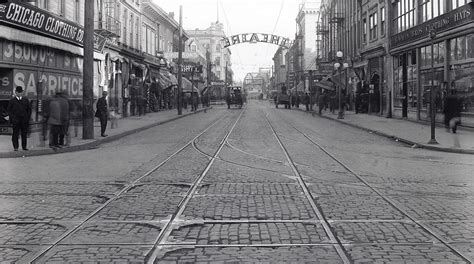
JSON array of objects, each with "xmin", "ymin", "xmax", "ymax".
[{"xmin": 153, "ymin": 0, "xmax": 311, "ymax": 82}]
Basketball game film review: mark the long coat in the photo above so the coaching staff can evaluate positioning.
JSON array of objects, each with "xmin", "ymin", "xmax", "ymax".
[
  {"xmin": 7, "ymin": 97, "xmax": 31, "ymax": 125},
  {"xmin": 96, "ymin": 97, "xmax": 108, "ymax": 118}
]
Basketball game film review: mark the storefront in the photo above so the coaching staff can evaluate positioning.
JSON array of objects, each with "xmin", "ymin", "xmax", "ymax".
[
  {"xmin": 390, "ymin": 3, "xmax": 474, "ymax": 126},
  {"xmin": 0, "ymin": 2, "xmax": 106, "ymax": 134}
]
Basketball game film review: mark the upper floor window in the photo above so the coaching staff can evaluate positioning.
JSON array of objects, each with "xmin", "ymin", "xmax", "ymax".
[
  {"xmin": 380, "ymin": 7, "xmax": 386, "ymax": 36},
  {"xmin": 393, "ymin": 0, "xmax": 416, "ymax": 34},
  {"xmin": 191, "ymin": 45, "xmax": 197, "ymax": 52},
  {"xmin": 420, "ymin": 0, "xmax": 445, "ymax": 23},
  {"xmin": 136, "ymin": 17, "xmax": 140, "ymax": 49},
  {"xmin": 362, "ymin": 17, "xmax": 367, "ymax": 44},
  {"xmin": 59, "ymin": 0, "xmax": 65, "ymax": 17},
  {"xmin": 369, "ymin": 11, "xmax": 378, "ymax": 41},
  {"xmin": 215, "ymin": 57, "xmax": 221, "ymax": 66},
  {"xmin": 451, "ymin": 0, "xmax": 470, "ymax": 9},
  {"xmin": 216, "ymin": 44, "xmax": 221, "ymax": 52}
]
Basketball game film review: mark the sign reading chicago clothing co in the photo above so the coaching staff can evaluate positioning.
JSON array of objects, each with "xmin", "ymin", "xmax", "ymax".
[
  {"xmin": 391, "ymin": 3, "xmax": 473, "ymax": 48},
  {"xmin": 0, "ymin": 2, "xmax": 106, "ymax": 52}
]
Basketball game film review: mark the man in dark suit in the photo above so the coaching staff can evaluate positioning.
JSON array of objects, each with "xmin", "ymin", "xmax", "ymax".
[
  {"xmin": 95, "ymin": 91, "xmax": 108, "ymax": 137},
  {"xmin": 7, "ymin": 86, "xmax": 31, "ymax": 151}
]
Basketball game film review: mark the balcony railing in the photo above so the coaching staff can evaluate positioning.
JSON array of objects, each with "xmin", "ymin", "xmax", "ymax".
[
  {"xmin": 316, "ymin": 24, "xmax": 329, "ymax": 35},
  {"xmin": 95, "ymin": 14, "xmax": 121, "ymax": 38},
  {"xmin": 328, "ymin": 12, "xmax": 345, "ymax": 24}
]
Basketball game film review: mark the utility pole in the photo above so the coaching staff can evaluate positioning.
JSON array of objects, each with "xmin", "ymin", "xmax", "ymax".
[
  {"xmin": 177, "ymin": 5, "xmax": 183, "ymax": 115},
  {"xmin": 83, "ymin": 0, "xmax": 94, "ymax": 139}
]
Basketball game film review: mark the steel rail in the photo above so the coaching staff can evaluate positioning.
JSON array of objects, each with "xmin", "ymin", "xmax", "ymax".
[
  {"xmin": 28, "ymin": 113, "xmax": 231, "ymax": 263},
  {"xmin": 279, "ymin": 111, "xmax": 473, "ymax": 264},
  {"xmin": 263, "ymin": 111, "xmax": 352, "ymax": 264},
  {"xmin": 146, "ymin": 108, "xmax": 246, "ymax": 264}
]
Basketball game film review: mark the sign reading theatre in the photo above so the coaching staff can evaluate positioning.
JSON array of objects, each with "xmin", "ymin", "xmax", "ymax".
[{"xmin": 222, "ymin": 33, "xmax": 292, "ymax": 49}]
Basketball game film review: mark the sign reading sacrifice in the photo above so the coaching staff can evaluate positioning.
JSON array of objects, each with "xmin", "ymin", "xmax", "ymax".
[{"xmin": 222, "ymin": 33, "xmax": 292, "ymax": 49}]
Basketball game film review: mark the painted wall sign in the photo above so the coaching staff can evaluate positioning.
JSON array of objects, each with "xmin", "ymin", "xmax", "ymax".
[
  {"xmin": 0, "ymin": 39, "xmax": 84, "ymax": 99},
  {"xmin": 391, "ymin": 3, "xmax": 473, "ymax": 48},
  {"xmin": 0, "ymin": 2, "xmax": 106, "ymax": 52},
  {"xmin": 221, "ymin": 33, "xmax": 292, "ymax": 49}
]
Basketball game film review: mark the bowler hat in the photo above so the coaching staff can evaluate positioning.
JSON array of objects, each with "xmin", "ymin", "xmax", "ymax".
[
  {"xmin": 15, "ymin": 86, "xmax": 24, "ymax": 93},
  {"xmin": 102, "ymin": 91, "xmax": 108, "ymax": 95}
]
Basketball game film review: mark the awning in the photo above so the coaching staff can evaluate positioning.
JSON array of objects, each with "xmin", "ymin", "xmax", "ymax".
[
  {"xmin": 158, "ymin": 70, "xmax": 178, "ymax": 89},
  {"xmin": 315, "ymin": 80, "xmax": 335, "ymax": 91},
  {"xmin": 182, "ymin": 78, "xmax": 200, "ymax": 94},
  {"xmin": 330, "ymin": 72, "xmax": 346, "ymax": 88}
]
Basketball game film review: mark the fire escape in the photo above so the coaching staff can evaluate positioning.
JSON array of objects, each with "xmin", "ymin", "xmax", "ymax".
[
  {"xmin": 327, "ymin": 9, "xmax": 345, "ymax": 62},
  {"xmin": 95, "ymin": 0, "xmax": 121, "ymax": 39}
]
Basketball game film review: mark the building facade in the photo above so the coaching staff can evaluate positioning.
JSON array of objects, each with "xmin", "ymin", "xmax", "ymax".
[
  {"xmin": 272, "ymin": 46, "xmax": 288, "ymax": 94},
  {"xmin": 389, "ymin": 0, "xmax": 473, "ymax": 126}
]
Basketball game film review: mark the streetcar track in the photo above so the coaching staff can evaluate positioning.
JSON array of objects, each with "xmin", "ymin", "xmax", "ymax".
[
  {"xmin": 224, "ymin": 139, "xmax": 288, "ymax": 165},
  {"xmin": 145, "ymin": 107, "xmax": 246, "ymax": 263},
  {"xmin": 26, "ymin": 112, "xmax": 233, "ymax": 263},
  {"xmin": 272, "ymin": 110, "xmax": 473, "ymax": 264},
  {"xmin": 263, "ymin": 110, "xmax": 352, "ymax": 264}
]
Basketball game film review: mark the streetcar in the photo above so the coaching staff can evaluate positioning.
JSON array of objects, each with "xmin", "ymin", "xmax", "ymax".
[{"xmin": 226, "ymin": 86, "xmax": 243, "ymax": 109}]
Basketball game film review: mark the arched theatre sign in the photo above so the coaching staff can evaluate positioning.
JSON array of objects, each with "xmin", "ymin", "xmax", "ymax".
[{"xmin": 222, "ymin": 33, "xmax": 292, "ymax": 49}]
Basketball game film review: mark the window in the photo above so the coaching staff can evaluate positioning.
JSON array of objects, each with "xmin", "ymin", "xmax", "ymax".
[
  {"xmin": 136, "ymin": 17, "xmax": 139, "ymax": 49},
  {"xmin": 362, "ymin": 17, "xmax": 367, "ymax": 44},
  {"xmin": 123, "ymin": 9, "xmax": 128, "ymax": 45},
  {"xmin": 59, "ymin": 0, "xmax": 65, "ymax": 17},
  {"xmin": 420, "ymin": 41, "xmax": 445, "ymax": 67},
  {"xmin": 393, "ymin": 0, "xmax": 416, "ymax": 34},
  {"xmin": 451, "ymin": 34, "xmax": 474, "ymax": 61},
  {"xmin": 73, "ymin": 0, "xmax": 79, "ymax": 22},
  {"xmin": 369, "ymin": 11, "xmax": 378, "ymax": 40},
  {"xmin": 380, "ymin": 7, "xmax": 386, "ymax": 36},
  {"xmin": 215, "ymin": 57, "xmax": 221, "ymax": 66},
  {"xmin": 452, "ymin": 0, "xmax": 469, "ymax": 9},
  {"xmin": 144, "ymin": 25, "xmax": 156, "ymax": 55},
  {"xmin": 130, "ymin": 14, "xmax": 134, "ymax": 48},
  {"xmin": 216, "ymin": 44, "xmax": 221, "ymax": 52},
  {"xmin": 420, "ymin": 0, "xmax": 445, "ymax": 23},
  {"xmin": 191, "ymin": 45, "xmax": 197, "ymax": 52}
]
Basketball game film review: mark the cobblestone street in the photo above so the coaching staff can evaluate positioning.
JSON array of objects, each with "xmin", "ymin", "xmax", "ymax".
[{"xmin": 0, "ymin": 103, "xmax": 473, "ymax": 263}]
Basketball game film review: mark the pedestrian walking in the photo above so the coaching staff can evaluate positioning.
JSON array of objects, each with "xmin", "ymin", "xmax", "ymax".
[
  {"xmin": 318, "ymin": 90, "xmax": 327, "ymax": 115},
  {"xmin": 137, "ymin": 95, "xmax": 146, "ymax": 116},
  {"xmin": 95, "ymin": 91, "xmax": 109, "ymax": 137},
  {"xmin": 443, "ymin": 89, "xmax": 462, "ymax": 133},
  {"xmin": 46, "ymin": 91, "xmax": 69, "ymax": 148},
  {"xmin": 304, "ymin": 93, "xmax": 310, "ymax": 111},
  {"xmin": 7, "ymin": 86, "xmax": 31, "ymax": 151}
]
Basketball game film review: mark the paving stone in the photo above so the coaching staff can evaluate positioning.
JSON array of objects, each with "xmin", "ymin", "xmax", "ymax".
[
  {"xmin": 345, "ymin": 244, "xmax": 468, "ymax": 263},
  {"xmin": 36, "ymin": 245, "xmax": 151, "ymax": 263},
  {"xmin": 0, "ymin": 247, "xmax": 30, "ymax": 263},
  {"xmin": 448, "ymin": 242, "xmax": 474, "ymax": 262},
  {"xmin": 307, "ymin": 182, "xmax": 376, "ymax": 196},
  {"xmin": 204, "ymin": 161, "xmax": 296, "ymax": 183},
  {"xmin": 0, "ymin": 182, "xmax": 124, "ymax": 195},
  {"xmin": 316, "ymin": 195, "xmax": 406, "ymax": 220},
  {"xmin": 169, "ymin": 222, "xmax": 330, "ymax": 245},
  {"xmin": 218, "ymin": 146, "xmax": 292, "ymax": 173},
  {"xmin": 0, "ymin": 195, "xmax": 108, "ymax": 221},
  {"xmin": 426, "ymin": 222, "xmax": 474, "ymax": 243},
  {"xmin": 371, "ymin": 183, "xmax": 474, "ymax": 197},
  {"xmin": 392, "ymin": 197, "xmax": 474, "ymax": 221},
  {"xmin": 127, "ymin": 184, "xmax": 190, "ymax": 196},
  {"xmin": 156, "ymin": 246, "xmax": 343, "ymax": 263},
  {"xmin": 62, "ymin": 222, "xmax": 162, "ymax": 245},
  {"xmin": 331, "ymin": 222, "xmax": 437, "ymax": 243},
  {"xmin": 92, "ymin": 195, "xmax": 182, "ymax": 221},
  {"xmin": 197, "ymin": 183, "xmax": 303, "ymax": 195},
  {"xmin": 183, "ymin": 195, "xmax": 316, "ymax": 220},
  {"xmin": 0, "ymin": 223, "xmax": 67, "ymax": 245}
]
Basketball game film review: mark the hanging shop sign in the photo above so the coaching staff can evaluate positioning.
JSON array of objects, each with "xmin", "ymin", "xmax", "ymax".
[
  {"xmin": 391, "ymin": 3, "xmax": 473, "ymax": 48},
  {"xmin": 222, "ymin": 33, "xmax": 292, "ymax": 49},
  {"xmin": 0, "ymin": 2, "xmax": 107, "ymax": 52}
]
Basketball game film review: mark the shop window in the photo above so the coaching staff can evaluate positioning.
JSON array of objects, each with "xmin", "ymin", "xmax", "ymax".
[
  {"xmin": 420, "ymin": 68, "xmax": 444, "ymax": 113},
  {"xmin": 449, "ymin": 33, "xmax": 474, "ymax": 113},
  {"xmin": 420, "ymin": 42, "xmax": 445, "ymax": 67}
]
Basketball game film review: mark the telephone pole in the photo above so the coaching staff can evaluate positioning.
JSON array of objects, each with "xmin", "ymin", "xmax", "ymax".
[
  {"xmin": 83, "ymin": 0, "xmax": 94, "ymax": 139},
  {"xmin": 177, "ymin": 5, "xmax": 183, "ymax": 115}
]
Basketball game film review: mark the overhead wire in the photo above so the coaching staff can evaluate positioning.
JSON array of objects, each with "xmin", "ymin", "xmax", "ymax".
[
  {"xmin": 265, "ymin": 0, "xmax": 285, "ymax": 59},
  {"xmin": 219, "ymin": 0, "xmax": 243, "ymax": 65}
]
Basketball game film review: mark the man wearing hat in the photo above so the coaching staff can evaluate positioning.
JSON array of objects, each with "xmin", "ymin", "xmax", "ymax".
[
  {"xmin": 7, "ymin": 86, "xmax": 32, "ymax": 151},
  {"xmin": 95, "ymin": 91, "xmax": 109, "ymax": 137}
]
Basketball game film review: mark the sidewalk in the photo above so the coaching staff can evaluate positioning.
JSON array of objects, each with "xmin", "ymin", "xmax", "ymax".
[
  {"xmin": 299, "ymin": 108, "xmax": 474, "ymax": 154},
  {"xmin": 0, "ymin": 108, "xmax": 209, "ymax": 158}
]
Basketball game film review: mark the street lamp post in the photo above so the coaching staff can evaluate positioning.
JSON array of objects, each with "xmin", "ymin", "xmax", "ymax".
[
  {"xmin": 428, "ymin": 30, "xmax": 438, "ymax": 144},
  {"xmin": 334, "ymin": 51, "xmax": 348, "ymax": 119}
]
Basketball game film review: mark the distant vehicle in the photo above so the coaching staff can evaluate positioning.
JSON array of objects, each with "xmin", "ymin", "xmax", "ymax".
[
  {"xmin": 226, "ymin": 86, "xmax": 243, "ymax": 109},
  {"xmin": 274, "ymin": 85, "xmax": 291, "ymax": 109}
]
